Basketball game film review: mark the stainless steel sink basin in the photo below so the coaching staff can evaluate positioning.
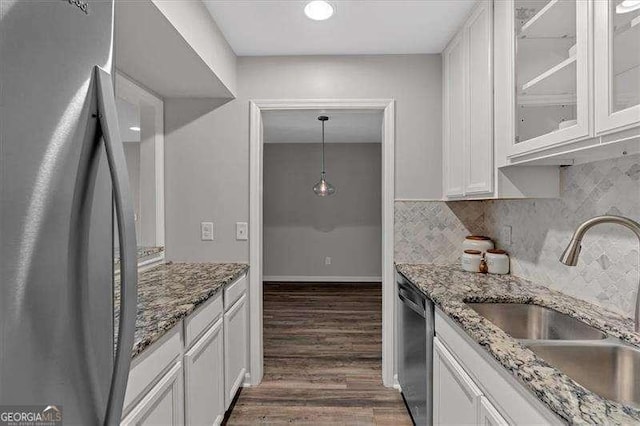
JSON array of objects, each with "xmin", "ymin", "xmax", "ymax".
[
  {"xmin": 527, "ymin": 343, "xmax": 640, "ymax": 408},
  {"xmin": 468, "ymin": 303, "xmax": 607, "ymax": 340}
]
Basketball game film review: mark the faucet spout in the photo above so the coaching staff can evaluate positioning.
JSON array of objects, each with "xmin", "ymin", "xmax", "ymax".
[{"xmin": 559, "ymin": 215, "xmax": 640, "ymax": 332}]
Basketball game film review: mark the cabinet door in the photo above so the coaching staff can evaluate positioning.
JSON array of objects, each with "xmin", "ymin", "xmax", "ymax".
[
  {"xmin": 184, "ymin": 318, "xmax": 225, "ymax": 426},
  {"xmin": 595, "ymin": 0, "xmax": 640, "ymax": 134},
  {"xmin": 443, "ymin": 30, "xmax": 466, "ymax": 197},
  {"xmin": 433, "ymin": 338, "xmax": 482, "ymax": 425},
  {"xmin": 479, "ymin": 396, "xmax": 509, "ymax": 426},
  {"xmin": 509, "ymin": 0, "xmax": 591, "ymax": 157},
  {"xmin": 224, "ymin": 294, "xmax": 247, "ymax": 409},
  {"xmin": 121, "ymin": 362, "xmax": 184, "ymax": 426},
  {"xmin": 465, "ymin": 0, "xmax": 494, "ymax": 195}
]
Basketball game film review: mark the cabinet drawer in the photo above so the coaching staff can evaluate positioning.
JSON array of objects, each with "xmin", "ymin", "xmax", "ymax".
[
  {"xmin": 184, "ymin": 292, "xmax": 223, "ymax": 349},
  {"xmin": 224, "ymin": 274, "xmax": 247, "ymax": 310},
  {"xmin": 123, "ymin": 326, "xmax": 183, "ymax": 413}
]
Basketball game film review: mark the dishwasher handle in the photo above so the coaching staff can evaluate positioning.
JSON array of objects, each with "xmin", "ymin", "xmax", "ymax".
[{"xmin": 398, "ymin": 288, "xmax": 427, "ymax": 318}]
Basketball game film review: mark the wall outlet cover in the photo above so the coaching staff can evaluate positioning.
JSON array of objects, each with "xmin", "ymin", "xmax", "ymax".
[
  {"xmin": 325, "ymin": 256, "xmax": 331, "ymax": 265},
  {"xmin": 201, "ymin": 222, "xmax": 214, "ymax": 241},
  {"xmin": 500, "ymin": 225, "xmax": 512, "ymax": 246},
  {"xmin": 236, "ymin": 222, "xmax": 248, "ymax": 240}
]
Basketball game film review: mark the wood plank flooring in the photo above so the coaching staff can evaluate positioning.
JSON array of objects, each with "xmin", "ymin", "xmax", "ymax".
[{"xmin": 224, "ymin": 283, "xmax": 412, "ymax": 425}]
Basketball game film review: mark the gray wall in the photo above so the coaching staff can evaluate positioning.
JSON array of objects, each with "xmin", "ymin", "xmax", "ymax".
[
  {"xmin": 165, "ymin": 54, "xmax": 442, "ymax": 262},
  {"xmin": 263, "ymin": 143, "xmax": 381, "ymax": 278}
]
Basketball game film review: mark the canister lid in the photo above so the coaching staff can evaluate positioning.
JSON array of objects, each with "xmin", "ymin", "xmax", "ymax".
[
  {"xmin": 486, "ymin": 249, "xmax": 507, "ymax": 255},
  {"xmin": 465, "ymin": 235, "xmax": 491, "ymax": 241},
  {"xmin": 463, "ymin": 249, "xmax": 482, "ymax": 255}
]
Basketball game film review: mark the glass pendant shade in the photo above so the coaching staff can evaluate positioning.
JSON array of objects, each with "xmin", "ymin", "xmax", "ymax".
[
  {"xmin": 313, "ymin": 115, "xmax": 336, "ymax": 196},
  {"xmin": 313, "ymin": 172, "xmax": 336, "ymax": 196}
]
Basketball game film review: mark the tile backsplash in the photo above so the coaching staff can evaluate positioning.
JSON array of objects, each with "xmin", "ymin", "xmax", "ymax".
[
  {"xmin": 395, "ymin": 200, "xmax": 485, "ymax": 264},
  {"xmin": 395, "ymin": 154, "xmax": 640, "ymax": 317}
]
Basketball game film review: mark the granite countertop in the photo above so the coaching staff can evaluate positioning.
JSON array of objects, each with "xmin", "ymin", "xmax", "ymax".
[
  {"xmin": 114, "ymin": 246, "xmax": 165, "ymax": 266},
  {"xmin": 115, "ymin": 262, "xmax": 249, "ymax": 358},
  {"xmin": 396, "ymin": 263, "xmax": 640, "ymax": 425}
]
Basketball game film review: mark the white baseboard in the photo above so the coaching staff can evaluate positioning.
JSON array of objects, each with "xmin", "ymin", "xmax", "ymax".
[
  {"xmin": 393, "ymin": 374, "xmax": 401, "ymax": 391},
  {"xmin": 263, "ymin": 275, "xmax": 382, "ymax": 283}
]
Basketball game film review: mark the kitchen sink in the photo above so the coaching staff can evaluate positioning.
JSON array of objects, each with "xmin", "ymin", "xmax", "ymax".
[
  {"xmin": 527, "ymin": 343, "xmax": 640, "ymax": 408},
  {"xmin": 467, "ymin": 303, "xmax": 607, "ymax": 340}
]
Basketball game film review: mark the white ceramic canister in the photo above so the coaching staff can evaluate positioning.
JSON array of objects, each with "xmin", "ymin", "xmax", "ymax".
[
  {"xmin": 486, "ymin": 249, "xmax": 510, "ymax": 274},
  {"xmin": 462, "ymin": 236, "xmax": 494, "ymax": 253},
  {"xmin": 461, "ymin": 249, "xmax": 483, "ymax": 273}
]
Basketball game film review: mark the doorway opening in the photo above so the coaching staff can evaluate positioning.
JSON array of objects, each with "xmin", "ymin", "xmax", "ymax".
[{"xmin": 247, "ymin": 100, "xmax": 396, "ymax": 389}]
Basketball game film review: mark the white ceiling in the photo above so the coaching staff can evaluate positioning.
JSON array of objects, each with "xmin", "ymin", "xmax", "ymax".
[
  {"xmin": 203, "ymin": 0, "xmax": 477, "ymax": 56},
  {"xmin": 263, "ymin": 110, "xmax": 383, "ymax": 143}
]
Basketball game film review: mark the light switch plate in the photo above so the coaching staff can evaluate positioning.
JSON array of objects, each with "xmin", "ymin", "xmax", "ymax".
[
  {"xmin": 500, "ymin": 225, "xmax": 512, "ymax": 245},
  {"xmin": 325, "ymin": 256, "xmax": 331, "ymax": 265},
  {"xmin": 201, "ymin": 222, "xmax": 214, "ymax": 241},
  {"xmin": 236, "ymin": 222, "xmax": 248, "ymax": 240}
]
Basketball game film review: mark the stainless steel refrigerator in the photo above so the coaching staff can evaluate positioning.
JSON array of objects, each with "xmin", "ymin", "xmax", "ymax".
[{"xmin": 1, "ymin": 1, "xmax": 138, "ymax": 424}]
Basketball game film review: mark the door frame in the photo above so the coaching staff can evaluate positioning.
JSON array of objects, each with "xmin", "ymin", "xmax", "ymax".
[{"xmin": 248, "ymin": 99, "xmax": 396, "ymax": 387}]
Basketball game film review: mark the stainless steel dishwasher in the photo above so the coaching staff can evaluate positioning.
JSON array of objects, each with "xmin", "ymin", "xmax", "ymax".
[{"xmin": 397, "ymin": 272, "xmax": 434, "ymax": 425}]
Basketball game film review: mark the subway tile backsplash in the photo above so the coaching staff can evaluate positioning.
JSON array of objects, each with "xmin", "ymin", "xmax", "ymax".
[{"xmin": 395, "ymin": 154, "xmax": 640, "ymax": 317}]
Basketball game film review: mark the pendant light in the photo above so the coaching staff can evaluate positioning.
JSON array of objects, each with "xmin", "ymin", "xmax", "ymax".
[{"xmin": 313, "ymin": 115, "xmax": 336, "ymax": 196}]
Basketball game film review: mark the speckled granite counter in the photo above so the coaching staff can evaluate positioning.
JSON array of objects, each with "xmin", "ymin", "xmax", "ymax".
[
  {"xmin": 114, "ymin": 246, "xmax": 165, "ymax": 266},
  {"xmin": 115, "ymin": 262, "xmax": 249, "ymax": 358},
  {"xmin": 396, "ymin": 263, "xmax": 640, "ymax": 425}
]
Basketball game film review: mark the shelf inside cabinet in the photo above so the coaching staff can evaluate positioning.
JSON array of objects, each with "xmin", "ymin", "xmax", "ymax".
[
  {"xmin": 519, "ymin": 0, "xmax": 576, "ymax": 39},
  {"xmin": 518, "ymin": 93, "xmax": 576, "ymax": 106},
  {"xmin": 521, "ymin": 55, "xmax": 576, "ymax": 94},
  {"xmin": 613, "ymin": 15, "xmax": 640, "ymax": 77}
]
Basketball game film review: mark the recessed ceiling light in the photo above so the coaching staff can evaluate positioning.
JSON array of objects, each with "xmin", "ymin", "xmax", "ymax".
[
  {"xmin": 617, "ymin": 0, "xmax": 640, "ymax": 13},
  {"xmin": 304, "ymin": 0, "xmax": 334, "ymax": 21},
  {"xmin": 129, "ymin": 126, "xmax": 140, "ymax": 131}
]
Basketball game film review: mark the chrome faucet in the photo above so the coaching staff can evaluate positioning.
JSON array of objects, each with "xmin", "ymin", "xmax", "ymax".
[{"xmin": 560, "ymin": 215, "xmax": 640, "ymax": 332}]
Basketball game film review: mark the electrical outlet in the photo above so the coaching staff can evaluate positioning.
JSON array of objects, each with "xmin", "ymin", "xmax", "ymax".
[
  {"xmin": 236, "ymin": 222, "xmax": 248, "ymax": 240},
  {"xmin": 201, "ymin": 222, "xmax": 214, "ymax": 241},
  {"xmin": 500, "ymin": 225, "xmax": 512, "ymax": 245},
  {"xmin": 325, "ymin": 256, "xmax": 331, "ymax": 265}
]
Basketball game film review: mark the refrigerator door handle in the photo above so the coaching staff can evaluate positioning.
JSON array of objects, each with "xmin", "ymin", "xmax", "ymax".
[{"xmin": 95, "ymin": 66, "xmax": 138, "ymax": 425}]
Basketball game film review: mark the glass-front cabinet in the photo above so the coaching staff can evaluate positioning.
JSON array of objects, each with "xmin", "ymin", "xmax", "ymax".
[
  {"xmin": 510, "ymin": 0, "xmax": 590, "ymax": 156},
  {"xmin": 595, "ymin": 0, "xmax": 640, "ymax": 134}
]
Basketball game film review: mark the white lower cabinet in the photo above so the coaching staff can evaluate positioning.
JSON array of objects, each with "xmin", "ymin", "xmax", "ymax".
[
  {"xmin": 434, "ymin": 308, "xmax": 561, "ymax": 425},
  {"xmin": 122, "ymin": 273, "xmax": 249, "ymax": 426},
  {"xmin": 184, "ymin": 318, "xmax": 225, "ymax": 426},
  {"xmin": 433, "ymin": 337, "xmax": 484, "ymax": 425},
  {"xmin": 224, "ymin": 294, "xmax": 248, "ymax": 409},
  {"xmin": 121, "ymin": 362, "xmax": 184, "ymax": 426},
  {"xmin": 479, "ymin": 396, "xmax": 508, "ymax": 426}
]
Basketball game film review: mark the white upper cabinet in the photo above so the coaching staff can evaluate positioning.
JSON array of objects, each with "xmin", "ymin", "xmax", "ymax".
[
  {"xmin": 510, "ymin": 0, "xmax": 591, "ymax": 156},
  {"xmin": 465, "ymin": 1, "xmax": 494, "ymax": 195},
  {"xmin": 443, "ymin": 30, "xmax": 467, "ymax": 198},
  {"xmin": 594, "ymin": 0, "xmax": 640, "ymax": 135},
  {"xmin": 443, "ymin": 0, "xmax": 494, "ymax": 198},
  {"xmin": 494, "ymin": 0, "xmax": 640, "ymax": 165}
]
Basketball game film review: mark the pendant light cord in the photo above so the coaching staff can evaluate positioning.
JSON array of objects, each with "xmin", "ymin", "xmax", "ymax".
[{"xmin": 321, "ymin": 119, "xmax": 326, "ymax": 175}]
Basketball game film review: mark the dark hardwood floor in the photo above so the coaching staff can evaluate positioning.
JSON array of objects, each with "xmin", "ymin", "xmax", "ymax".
[{"xmin": 225, "ymin": 283, "xmax": 412, "ymax": 425}]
